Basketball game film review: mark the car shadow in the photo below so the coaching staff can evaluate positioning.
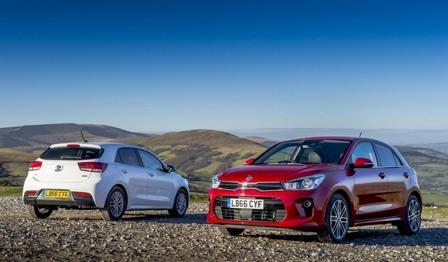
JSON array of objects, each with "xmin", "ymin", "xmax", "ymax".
[
  {"xmin": 241, "ymin": 226, "xmax": 448, "ymax": 246},
  {"xmin": 122, "ymin": 212, "xmax": 208, "ymax": 225}
]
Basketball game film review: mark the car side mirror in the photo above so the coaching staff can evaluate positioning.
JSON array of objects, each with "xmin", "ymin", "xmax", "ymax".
[
  {"xmin": 244, "ymin": 158, "xmax": 255, "ymax": 165},
  {"xmin": 166, "ymin": 165, "xmax": 176, "ymax": 172},
  {"xmin": 352, "ymin": 158, "xmax": 374, "ymax": 168}
]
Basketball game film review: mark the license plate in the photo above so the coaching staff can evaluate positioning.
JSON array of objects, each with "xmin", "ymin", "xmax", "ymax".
[
  {"xmin": 44, "ymin": 190, "xmax": 70, "ymax": 199},
  {"xmin": 227, "ymin": 198, "xmax": 264, "ymax": 209}
]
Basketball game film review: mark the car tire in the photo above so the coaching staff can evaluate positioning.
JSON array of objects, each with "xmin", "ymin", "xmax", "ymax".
[
  {"xmin": 397, "ymin": 195, "xmax": 421, "ymax": 236},
  {"xmin": 317, "ymin": 193, "xmax": 350, "ymax": 243},
  {"xmin": 100, "ymin": 186, "xmax": 126, "ymax": 221},
  {"xmin": 168, "ymin": 189, "xmax": 188, "ymax": 218},
  {"xmin": 26, "ymin": 205, "xmax": 53, "ymax": 219},
  {"xmin": 217, "ymin": 227, "xmax": 245, "ymax": 236}
]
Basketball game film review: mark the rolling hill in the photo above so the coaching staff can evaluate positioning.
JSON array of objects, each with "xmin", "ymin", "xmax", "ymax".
[
  {"xmin": 1, "ymin": 124, "xmax": 448, "ymax": 204},
  {"xmin": 123, "ymin": 129, "xmax": 267, "ymax": 192},
  {"xmin": 0, "ymin": 123, "xmax": 147, "ymax": 148}
]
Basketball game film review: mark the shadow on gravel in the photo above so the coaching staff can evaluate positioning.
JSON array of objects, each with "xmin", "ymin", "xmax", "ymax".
[
  {"xmin": 122, "ymin": 213, "xmax": 208, "ymax": 224},
  {"xmin": 241, "ymin": 227, "xmax": 448, "ymax": 246}
]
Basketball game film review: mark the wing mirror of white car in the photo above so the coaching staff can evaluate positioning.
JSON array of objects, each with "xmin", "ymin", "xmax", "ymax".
[{"xmin": 166, "ymin": 165, "xmax": 176, "ymax": 173}]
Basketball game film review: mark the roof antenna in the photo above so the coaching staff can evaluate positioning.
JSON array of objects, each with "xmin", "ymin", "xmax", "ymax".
[
  {"xmin": 80, "ymin": 131, "xmax": 88, "ymax": 142},
  {"xmin": 359, "ymin": 131, "xmax": 363, "ymax": 138}
]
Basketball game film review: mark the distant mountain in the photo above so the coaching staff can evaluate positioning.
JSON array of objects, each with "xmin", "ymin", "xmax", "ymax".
[
  {"xmin": 0, "ymin": 123, "xmax": 148, "ymax": 148},
  {"xmin": 124, "ymin": 129, "xmax": 266, "ymax": 192},
  {"xmin": 243, "ymin": 136, "xmax": 279, "ymax": 148},
  {"xmin": 1, "ymin": 126, "xmax": 448, "ymax": 204},
  {"xmin": 415, "ymin": 142, "xmax": 448, "ymax": 155},
  {"xmin": 231, "ymin": 128, "xmax": 448, "ymax": 145}
]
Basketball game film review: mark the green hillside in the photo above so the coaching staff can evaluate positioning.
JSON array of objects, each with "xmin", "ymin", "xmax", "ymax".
[
  {"xmin": 123, "ymin": 129, "xmax": 267, "ymax": 191},
  {"xmin": 1, "ymin": 129, "xmax": 448, "ymax": 205},
  {"xmin": 397, "ymin": 146, "xmax": 448, "ymax": 206}
]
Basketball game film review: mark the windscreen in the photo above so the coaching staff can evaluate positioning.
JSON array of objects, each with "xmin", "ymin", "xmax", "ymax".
[
  {"xmin": 254, "ymin": 140, "xmax": 351, "ymax": 165},
  {"xmin": 40, "ymin": 147, "xmax": 103, "ymax": 160}
]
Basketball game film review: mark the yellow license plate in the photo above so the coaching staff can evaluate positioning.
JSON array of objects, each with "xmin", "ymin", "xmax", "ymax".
[{"xmin": 44, "ymin": 190, "xmax": 70, "ymax": 199}]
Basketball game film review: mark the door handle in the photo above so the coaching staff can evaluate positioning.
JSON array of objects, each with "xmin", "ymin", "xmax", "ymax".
[
  {"xmin": 148, "ymin": 173, "xmax": 155, "ymax": 177},
  {"xmin": 403, "ymin": 172, "xmax": 409, "ymax": 178},
  {"xmin": 121, "ymin": 169, "xmax": 128, "ymax": 174},
  {"xmin": 378, "ymin": 172, "xmax": 386, "ymax": 179}
]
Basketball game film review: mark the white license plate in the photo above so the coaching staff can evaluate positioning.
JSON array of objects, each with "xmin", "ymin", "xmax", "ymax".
[{"xmin": 227, "ymin": 198, "xmax": 264, "ymax": 209}]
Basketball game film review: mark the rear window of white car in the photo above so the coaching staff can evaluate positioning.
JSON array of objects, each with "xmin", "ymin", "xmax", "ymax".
[{"xmin": 40, "ymin": 147, "xmax": 103, "ymax": 160}]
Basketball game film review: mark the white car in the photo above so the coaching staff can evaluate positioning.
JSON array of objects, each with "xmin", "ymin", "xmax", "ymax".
[{"xmin": 23, "ymin": 142, "xmax": 189, "ymax": 221}]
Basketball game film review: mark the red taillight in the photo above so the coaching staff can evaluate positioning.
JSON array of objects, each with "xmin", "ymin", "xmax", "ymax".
[
  {"xmin": 73, "ymin": 192, "xmax": 92, "ymax": 198},
  {"xmin": 67, "ymin": 144, "xmax": 81, "ymax": 148},
  {"xmin": 29, "ymin": 161, "xmax": 42, "ymax": 171},
  {"xmin": 78, "ymin": 162, "xmax": 108, "ymax": 173},
  {"xmin": 24, "ymin": 190, "xmax": 38, "ymax": 196}
]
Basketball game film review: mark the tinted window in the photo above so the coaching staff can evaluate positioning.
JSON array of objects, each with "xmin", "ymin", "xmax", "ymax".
[
  {"xmin": 116, "ymin": 148, "xmax": 141, "ymax": 166},
  {"xmin": 255, "ymin": 140, "xmax": 351, "ymax": 165},
  {"xmin": 375, "ymin": 144, "xmax": 400, "ymax": 167},
  {"xmin": 138, "ymin": 150, "xmax": 164, "ymax": 171},
  {"xmin": 351, "ymin": 142, "xmax": 377, "ymax": 166},
  {"xmin": 41, "ymin": 147, "xmax": 102, "ymax": 160}
]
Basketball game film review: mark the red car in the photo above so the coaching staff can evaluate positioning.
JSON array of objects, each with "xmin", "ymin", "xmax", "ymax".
[{"xmin": 207, "ymin": 137, "xmax": 422, "ymax": 242}]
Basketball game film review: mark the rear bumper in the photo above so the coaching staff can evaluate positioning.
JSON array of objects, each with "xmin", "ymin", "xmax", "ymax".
[{"xmin": 23, "ymin": 190, "xmax": 96, "ymax": 208}]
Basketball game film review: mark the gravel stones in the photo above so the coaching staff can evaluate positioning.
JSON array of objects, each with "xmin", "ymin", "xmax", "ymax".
[{"xmin": 1, "ymin": 197, "xmax": 447, "ymax": 261}]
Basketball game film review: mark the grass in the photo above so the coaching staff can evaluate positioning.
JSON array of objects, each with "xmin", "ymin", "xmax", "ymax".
[
  {"xmin": 190, "ymin": 192, "xmax": 208, "ymax": 203},
  {"xmin": 0, "ymin": 186, "xmax": 22, "ymax": 197},
  {"xmin": 422, "ymin": 206, "xmax": 448, "ymax": 219}
]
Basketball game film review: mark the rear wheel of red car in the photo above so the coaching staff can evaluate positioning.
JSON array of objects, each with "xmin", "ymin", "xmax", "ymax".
[
  {"xmin": 317, "ymin": 193, "xmax": 350, "ymax": 243},
  {"xmin": 100, "ymin": 186, "xmax": 126, "ymax": 221},
  {"xmin": 217, "ymin": 227, "xmax": 245, "ymax": 236},
  {"xmin": 397, "ymin": 195, "xmax": 421, "ymax": 236},
  {"xmin": 26, "ymin": 205, "xmax": 54, "ymax": 219}
]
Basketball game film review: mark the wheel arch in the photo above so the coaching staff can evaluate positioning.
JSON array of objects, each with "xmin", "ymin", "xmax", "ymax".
[
  {"xmin": 329, "ymin": 188, "xmax": 354, "ymax": 226},
  {"xmin": 103, "ymin": 184, "xmax": 128, "ymax": 209},
  {"xmin": 177, "ymin": 186, "xmax": 190, "ymax": 208}
]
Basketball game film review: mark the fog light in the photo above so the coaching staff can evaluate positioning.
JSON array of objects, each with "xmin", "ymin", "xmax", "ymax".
[{"xmin": 303, "ymin": 200, "xmax": 312, "ymax": 208}]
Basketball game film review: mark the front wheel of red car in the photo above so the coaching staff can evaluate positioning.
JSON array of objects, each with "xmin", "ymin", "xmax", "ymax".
[
  {"xmin": 317, "ymin": 193, "xmax": 350, "ymax": 243},
  {"xmin": 217, "ymin": 227, "xmax": 245, "ymax": 236},
  {"xmin": 26, "ymin": 205, "xmax": 54, "ymax": 219},
  {"xmin": 397, "ymin": 195, "xmax": 421, "ymax": 236}
]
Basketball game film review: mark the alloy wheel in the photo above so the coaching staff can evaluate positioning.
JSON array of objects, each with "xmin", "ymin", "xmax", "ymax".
[
  {"xmin": 176, "ymin": 192, "xmax": 187, "ymax": 215},
  {"xmin": 110, "ymin": 191, "xmax": 125, "ymax": 217},
  {"xmin": 330, "ymin": 199, "xmax": 349, "ymax": 240},
  {"xmin": 408, "ymin": 198, "xmax": 421, "ymax": 232}
]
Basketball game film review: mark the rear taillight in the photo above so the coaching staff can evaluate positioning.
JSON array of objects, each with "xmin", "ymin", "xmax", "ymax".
[
  {"xmin": 29, "ymin": 161, "xmax": 42, "ymax": 171},
  {"xmin": 24, "ymin": 190, "xmax": 38, "ymax": 196},
  {"xmin": 73, "ymin": 192, "xmax": 92, "ymax": 198},
  {"xmin": 78, "ymin": 162, "xmax": 108, "ymax": 173}
]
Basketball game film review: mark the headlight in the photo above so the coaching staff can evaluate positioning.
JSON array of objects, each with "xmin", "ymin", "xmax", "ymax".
[
  {"xmin": 211, "ymin": 174, "xmax": 221, "ymax": 188},
  {"xmin": 283, "ymin": 174, "xmax": 325, "ymax": 190}
]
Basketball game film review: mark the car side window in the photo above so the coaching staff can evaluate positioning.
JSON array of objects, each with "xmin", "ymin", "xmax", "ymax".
[
  {"xmin": 115, "ymin": 148, "xmax": 141, "ymax": 167},
  {"xmin": 138, "ymin": 150, "xmax": 164, "ymax": 171},
  {"xmin": 375, "ymin": 143, "xmax": 401, "ymax": 167},
  {"xmin": 351, "ymin": 142, "xmax": 378, "ymax": 166}
]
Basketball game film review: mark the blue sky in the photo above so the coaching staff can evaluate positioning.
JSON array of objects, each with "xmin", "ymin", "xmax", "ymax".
[{"xmin": 1, "ymin": 0, "xmax": 447, "ymax": 133}]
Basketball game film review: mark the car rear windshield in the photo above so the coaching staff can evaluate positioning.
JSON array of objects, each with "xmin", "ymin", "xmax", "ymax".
[{"xmin": 40, "ymin": 147, "xmax": 103, "ymax": 160}]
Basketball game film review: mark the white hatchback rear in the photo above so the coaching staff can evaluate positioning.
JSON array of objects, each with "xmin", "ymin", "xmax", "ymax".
[{"xmin": 23, "ymin": 142, "xmax": 189, "ymax": 221}]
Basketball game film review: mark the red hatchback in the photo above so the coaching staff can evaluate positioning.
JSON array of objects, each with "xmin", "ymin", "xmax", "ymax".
[{"xmin": 207, "ymin": 137, "xmax": 422, "ymax": 242}]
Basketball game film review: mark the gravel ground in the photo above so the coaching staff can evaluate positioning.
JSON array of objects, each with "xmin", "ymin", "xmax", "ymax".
[{"xmin": 1, "ymin": 197, "xmax": 447, "ymax": 261}]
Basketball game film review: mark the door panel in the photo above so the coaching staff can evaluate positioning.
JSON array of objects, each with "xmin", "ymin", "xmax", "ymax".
[
  {"xmin": 137, "ymin": 149, "xmax": 173, "ymax": 208},
  {"xmin": 353, "ymin": 168, "xmax": 390, "ymax": 220},
  {"xmin": 114, "ymin": 163, "xmax": 148, "ymax": 207}
]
